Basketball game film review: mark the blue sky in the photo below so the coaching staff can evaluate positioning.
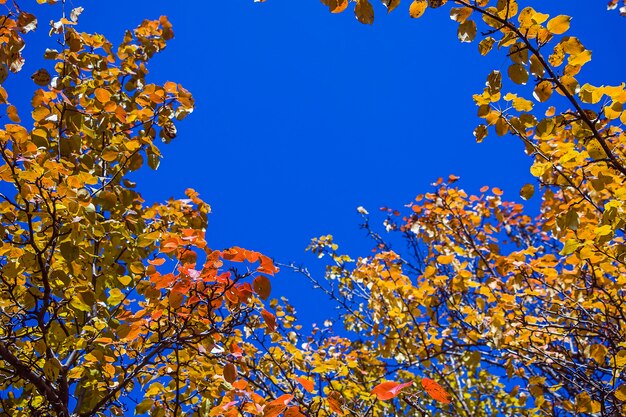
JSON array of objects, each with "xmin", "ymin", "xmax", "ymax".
[{"xmin": 11, "ymin": 0, "xmax": 626, "ymax": 322}]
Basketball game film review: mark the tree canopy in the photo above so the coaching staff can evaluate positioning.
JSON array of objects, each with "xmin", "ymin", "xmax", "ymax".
[{"xmin": 0, "ymin": 1, "xmax": 624, "ymax": 417}]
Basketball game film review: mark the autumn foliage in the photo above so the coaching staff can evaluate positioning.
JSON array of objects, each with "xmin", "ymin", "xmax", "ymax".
[{"xmin": 0, "ymin": 0, "xmax": 625, "ymax": 417}]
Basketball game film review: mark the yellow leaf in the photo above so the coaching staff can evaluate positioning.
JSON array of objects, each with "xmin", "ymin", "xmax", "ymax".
[
  {"xmin": 569, "ymin": 50, "xmax": 591, "ymax": 67},
  {"xmin": 557, "ymin": 75, "xmax": 579, "ymax": 95},
  {"xmin": 512, "ymin": 97, "xmax": 533, "ymax": 112},
  {"xmin": 101, "ymin": 148, "xmax": 119, "ymax": 162},
  {"xmin": 533, "ymin": 81, "xmax": 553, "ymax": 102},
  {"xmin": 496, "ymin": 0, "xmax": 518, "ymax": 19},
  {"xmin": 560, "ymin": 239, "xmax": 580, "ymax": 255},
  {"xmin": 32, "ymin": 106, "xmax": 50, "ymax": 122},
  {"xmin": 589, "ymin": 344, "xmax": 607, "ymax": 364},
  {"xmin": 595, "ymin": 224, "xmax": 612, "ymax": 237},
  {"xmin": 578, "ymin": 84, "xmax": 603, "ymax": 104},
  {"xmin": 409, "ymin": 0, "xmax": 427, "ymax": 18},
  {"xmin": 518, "ymin": 7, "xmax": 549, "ymax": 26},
  {"xmin": 437, "ymin": 255, "xmax": 454, "ymax": 265},
  {"xmin": 614, "ymin": 350, "xmax": 626, "ymax": 368},
  {"xmin": 605, "ymin": 101, "xmax": 622, "ymax": 120},
  {"xmin": 546, "ymin": 15, "xmax": 571, "ymax": 35},
  {"xmin": 478, "ymin": 37, "xmax": 495, "ymax": 55},
  {"xmin": 575, "ymin": 392, "xmax": 601, "ymax": 413}
]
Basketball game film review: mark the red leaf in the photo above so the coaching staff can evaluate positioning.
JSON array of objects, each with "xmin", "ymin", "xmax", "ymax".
[
  {"xmin": 223, "ymin": 363, "xmax": 237, "ymax": 383},
  {"xmin": 371, "ymin": 380, "xmax": 413, "ymax": 401},
  {"xmin": 230, "ymin": 342, "xmax": 243, "ymax": 358},
  {"xmin": 421, "ymin": 378, "xmax": 452, "ymax": 404},
  {"xmin": 261, "ymin": 309, "xmax": 277, "ymax": 332},
  {"xmin": 253, "ymin": 275, "xmax": 271, "ymax": 300}
]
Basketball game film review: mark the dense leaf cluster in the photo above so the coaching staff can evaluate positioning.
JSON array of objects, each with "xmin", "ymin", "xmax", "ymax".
[{"xmin": 0, "ymin": 1, "xmax": 624, "ymax": 416}]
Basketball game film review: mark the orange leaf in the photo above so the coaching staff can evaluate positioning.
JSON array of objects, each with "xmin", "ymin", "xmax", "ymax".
[
  {"xmin": 331, "ymin": 0, "xmax": 349, "ymax": 13},
  {"xmin": 271, "ymin": 394, "xmax": 293, "ymax": 406},
  {"xmin": 160, "ymin": 238, "xmax": 180, "ymax": 253},
  {"xmin": 7, "ymin": 105, "xmax": 20, "ymax": 123},
  {"xmin": 230, "ymin": 342, "xmax": 243, "ymax": 358},
  {"xmin": 244, "ymin": 249, "xmax": 260, "ymax": 263},
  {"xmin": 258, "ymin": 255, "xmax": 278, "ymax": 275},
  {"xmin": 264, "ymin": 403, "xmax": 286, "ymax": 417},
  {"xmin": 297, "ymin": 376, "xmax": 315, "ymax": 393},
  {"xmin": 222, "ymin": 247, "xmax": 246, "ymax": 262},
  {"xmin": 284, "ymin": 406, "xmax": 306, "ymax": 417},
  {"xmin": 232, "ymin": 379, "xmax": 248, "ymax": 390},
  {"xmin": 327, "ymin": 391, "xmax": 344, "ymax": 415},
  {"xmin": 147, "ymin": 257, "xmax": 166, "ymax": 266},
  {"xmin": 264, "ymin": 394, "xmax": 293, "ymax": 417},
  {"xmin": 421, "ymin": 378, "xmax": 451, "ymax": 404},
  {"xmin": 371, "ymin": 380, "xmax": 413, "ymax": 401},
  {"xmin": 94, "ymin": 88, "xmax": 111, "ymax": 103}
]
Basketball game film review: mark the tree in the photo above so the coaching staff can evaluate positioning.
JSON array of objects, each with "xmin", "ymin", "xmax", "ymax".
[
  {"xmin": 0, "ymin": 3, "xmax": 281, "ymax": 416},
  {"xmin": 0, "ymin": 1, "xmax": 624, "ymax": 417},
  {"xmin": 298, "ymin": 1, "xmax": 626, "ymax": 416}
]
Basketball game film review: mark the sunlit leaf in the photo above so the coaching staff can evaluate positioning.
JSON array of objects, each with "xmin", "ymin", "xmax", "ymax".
[
  {"xmin": 371, "ymin": 380, "xmax": 413, "ymax": 401},
  {"xmin": 409, "ymin": 0, "xmax": 427, "ymax": 18},
  {"xmin": 421, "ymin": 378, "xmax": 452, "ymax": 404},
  {"xmin": 546, "ymin": 15, "xmax": 571, "ymax": 34}
]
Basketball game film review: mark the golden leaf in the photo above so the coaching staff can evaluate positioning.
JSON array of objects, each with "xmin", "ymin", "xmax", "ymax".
[
  {"xmin": 546, "ymin": 15, "xmax": 571, "ymax": 35},
  {"xmin": 409, "ymin": 0, "xmax": 427, "ymax": 18}
]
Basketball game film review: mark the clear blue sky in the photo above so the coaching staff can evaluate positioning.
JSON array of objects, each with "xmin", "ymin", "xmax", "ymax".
[{"xmin": 11, "ymin": 0, "xmax": 626, "ymax": 322}]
